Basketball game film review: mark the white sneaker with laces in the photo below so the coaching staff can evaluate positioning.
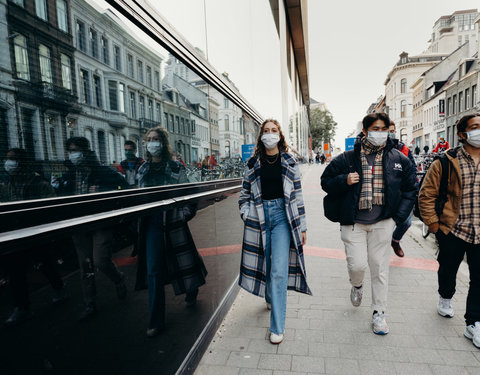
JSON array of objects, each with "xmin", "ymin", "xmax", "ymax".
[
  {"xmin": 437, "ymin": 296, "xmax": 454, "ymax": 317},
  {"xmin": 269, "ymin": 332, "xmax": 284, "ymax": 344},
  {"xmin": 350, "ymin": 286, "xmax": 363, "ymax": 307},
  {"xmin": 372, "ymin": 312, "xmax": 389, "ymax": 335},
  {"xmin": 464, "ymin": 322, "xmax": 480, "ymax": 348}
]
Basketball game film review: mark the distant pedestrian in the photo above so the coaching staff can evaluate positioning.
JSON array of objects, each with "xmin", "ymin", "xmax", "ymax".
[
  {"xmin": 388, "ymin": 121, "xmax": 416, "ymax": 258},
  {"xmin": 433, "ymin": 137, "xmax": 449, "ymax": 153},
  {"xmin": 424, "ymin": 145, "xmax": 429, "ymax": 154},
  {"xmin": 239, "ymin": 119, "xmax": 311, "ymax": 345},
  {"xmin": 321, "ymin": 113, "xmax": 416, "ymax": 335},
  {"xmin": 419, "ymin": 113, "xmax": 480, "ymax": 349},
  {"xmin": 415, "ymin": 146, "xmax": 421, "ymax": 155}
]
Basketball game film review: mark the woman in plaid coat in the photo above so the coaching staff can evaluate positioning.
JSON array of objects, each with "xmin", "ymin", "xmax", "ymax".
[{"xmin": 239, "ymin": 119, "xmax": 311, "ymax": 344}]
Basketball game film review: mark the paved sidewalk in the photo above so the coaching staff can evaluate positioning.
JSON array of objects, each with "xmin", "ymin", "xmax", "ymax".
[{"xmin": 195, "ymin": 164, "xmax": 480, "ymax": 375}]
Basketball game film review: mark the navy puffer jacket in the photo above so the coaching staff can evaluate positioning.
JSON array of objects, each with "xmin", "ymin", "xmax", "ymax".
[{"xmin": 321, "ymin": 137, "xmax": 417, "ymax": 225}]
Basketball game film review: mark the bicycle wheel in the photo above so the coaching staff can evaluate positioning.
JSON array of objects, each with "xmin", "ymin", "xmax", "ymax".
[{"xmin": 422, "ymin": 223, "xmax": 430, "ymax": 239}]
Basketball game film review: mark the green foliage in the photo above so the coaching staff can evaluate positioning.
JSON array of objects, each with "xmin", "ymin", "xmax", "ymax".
[{"xmin": 310, "ymin": 107, "xmax": 337, "ymax": 150}]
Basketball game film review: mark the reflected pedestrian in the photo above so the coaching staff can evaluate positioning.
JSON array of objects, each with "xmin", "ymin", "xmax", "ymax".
[
  {"xmin": 419, "ymin": 113, "xmax": 480, "ymax": 349},
  {"xmin": 58, "ymin": 137, "xmax": 128, "ymax": 321},
  {"xmin": 321, "ymin": 113, "xmax": 416, "ymax": 335},
  {"xmin": 239, "ymin": 119, "xmax": 311, "ymax": 345},
  {"xmin": 2, "ymin": 148, "xmax": 67, "ymax": 326},
  {"xmin": 136, "ymin": 127, "xmax": 207, "ymax": 337},
  {"xmin": 118, "ymin": 140, "xmax": 144, "ymax": 186}
]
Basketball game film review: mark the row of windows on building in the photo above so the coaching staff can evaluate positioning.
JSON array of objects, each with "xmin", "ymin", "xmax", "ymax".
[
  {"xmin": 75, "ymin": 19, "xmax": 161, "ymax": 91},
  {"xmin": 11, "ymin": 0, "xmax": 69, "ymax": 33},
  {"xmin": 446, "ymin": 84, "xmax": 478, "ymax": 116},
  {"xmin": 13, "ymin": 34, "xmax": 72, "ymax": 90}
]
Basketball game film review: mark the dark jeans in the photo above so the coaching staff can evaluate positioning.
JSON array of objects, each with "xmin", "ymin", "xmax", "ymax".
[
  {"xmin": 9, "ymin": 249, "xmax": 64, "ymax": 310},
  {"xmin": 436, "ymin": 231, "xmax": 480, "ymax": 325}
]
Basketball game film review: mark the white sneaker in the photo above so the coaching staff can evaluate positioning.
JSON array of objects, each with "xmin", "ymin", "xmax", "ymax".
[
  {"xmin": 269, "ymin": 332, "xmax": 284, "ymax": 344},
  {"xmin": 464, "ymin": 322, "xmax": 480, "ymax": 348},
  {"xmin": 437, "ymin": 296, "xmax": 454, "ymax": 318},
  {"xmin": 350, "ymin": 286, "xmax": 363, "ymax": 307},
  {"xmin": 372, "ymin": 312, "xmax": 389, "ymax": 335},
  {"xmin": 266, "ymin": 302, "xmax": 271, "ymax": 310}
]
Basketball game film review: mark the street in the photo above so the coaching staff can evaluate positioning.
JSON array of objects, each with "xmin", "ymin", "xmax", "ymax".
[{"xmin": 195, "ymin": 163, "xmax": 478, "ymax": 375}]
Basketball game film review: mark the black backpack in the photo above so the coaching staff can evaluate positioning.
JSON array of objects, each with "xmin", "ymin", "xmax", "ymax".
[{"xmin": 413, "ymin": 155, "xmax": 449, "ymax": 222}]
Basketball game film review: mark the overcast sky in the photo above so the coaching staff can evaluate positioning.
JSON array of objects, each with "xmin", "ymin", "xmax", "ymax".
[{"xmin": 98, "ymin": 0, "xmax": 479, "ymax": 149}]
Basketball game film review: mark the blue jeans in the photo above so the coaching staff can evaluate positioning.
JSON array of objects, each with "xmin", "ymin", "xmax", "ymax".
[
  {"xmin": 263, "ymin": 198, "xmax": 291, "ymax": 335},
  {"xmin": 392, "ymin": 211, "xmax": 413, "ymax": 242}
]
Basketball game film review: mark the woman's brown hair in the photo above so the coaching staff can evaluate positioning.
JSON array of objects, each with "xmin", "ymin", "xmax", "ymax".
[
  {"xmin": 144, "ymin": 126, "xmax": 174, "ymax": 162},
  {"xmin": 253, "ymin": 119, "xmax": 289, "ymax": 158}
]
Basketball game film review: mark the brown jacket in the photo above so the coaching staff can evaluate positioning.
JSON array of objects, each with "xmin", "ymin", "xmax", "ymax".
[{"xmin": 418, "ymin": 148, "xmax": 462, "ymax": 234}]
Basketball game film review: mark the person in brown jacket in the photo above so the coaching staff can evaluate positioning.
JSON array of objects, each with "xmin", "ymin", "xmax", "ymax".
[{"xmin": 418, "ymin": 113, "xmax": 480, "ymax": 349}]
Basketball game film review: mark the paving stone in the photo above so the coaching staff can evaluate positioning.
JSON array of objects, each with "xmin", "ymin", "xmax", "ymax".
[
  {"xmin": 291, "ymin": 355, "xmax": 325, "ymax": 373},
  {"xmin": 258, "ymin": 354, "xmax": 292, "ymax": 370},
  {"xmin": 226, "ymin": 351, "xmax": 261, "ymax": 369},
  {"xmin": 324, "ymin": 358, "xmax": 360, "ymax": 375}
]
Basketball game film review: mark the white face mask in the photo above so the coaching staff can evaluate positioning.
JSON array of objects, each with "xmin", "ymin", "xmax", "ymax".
[
  {"xmin": 261, "ymin": 133, "xmax": 280, "ymax": 150},
  {"xmin": 4, "ymin": 160, "xmax": 19, "ymax": 174},
  {"xmin": 367, "ymin": 131, "xmax": 388, "ymax": 147},
  {"xmin": 466, "ymin": 129, "xmax": 480, "ymax": 148},
  {"xmin": 68, "ymin": 151, "xmax": 83, "ymax": 165},
  {"xmin": 147, "ymin": 141, "xmax": 163, "ymax": 156}
]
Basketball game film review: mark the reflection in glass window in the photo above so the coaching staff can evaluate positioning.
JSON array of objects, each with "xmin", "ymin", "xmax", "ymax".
[
  {"xmin": 155, "ymin": 71, "xmax": 160, "ymax": 91},
  {"xmin": 108, "ymin": 133, "xmax": 116, "ymax": 163},
  {"xmin": 119, "ymin": 83, "xmax": 125, "ymax": 113},
  {"xmin": 35, "ymin": 0, "xmax": 47, "ymax": 21},
  {"xmin": 13, "ymin": 35, "xmax": 30, "ymax": 80},
  {"xmin": 170, "ymin": 114, "xmax": 174, "ymax": 132},
  {"xmin": 156, "ymin": 103, "xmax": 161, "ymax": 122},
  {"xmin": 129, "ymin": 91, "xmax": 136, "ymax": 118},
  {"xmin": 56, "ymin": 0, "xmax": 68, "ymax": 32},
  {"xmin": 175, "ymin": 116, "xmax": 179, "ymax": 133},
  {"xmin": 164, "ymin": 112, "xmax": 168, "ymax": 128},
  {"xmin": 127, "ymin": 54, "xmax": 134, "ymax": 78},
  {"xmin": 101, "ymin": 37, "xmax": 109, "ymax": 65},
  {"xmin": 466, "ymin": 88, "xmax": 470, "ymax": 110},
  {"xmin": 76, "ymin": 20, "xmax": 86, "ymax": 52},
  {"xmin": 146, "ymin": 66, "xmax": 152, "ymax": 88},
  {"xmin": 181, "ymin": 118, "xmax": 184, "ymax": 134},
  {"xmin": 224, "ymin": 97, "xmax": 229, "ymax": 108},
  {"xmin": 39, "ymin": 44, "xmax": 53, "ymax": 83},
  {"xmin": 79, "ymin": 69, "xmax": 90, "ymax": 104},
  {"xmin": 49, "ymin": 126, "xmax": 58, "ymax": 159},
  {"xmin": 148, "ymin": 99, "xmax": 153, "ymax": 120},
  {"xmin": 90, "ymin": 29, "xmax": 98, "ymax": 59},
  {"xmin": 139, "ymin": 96, "xmax": 145, "ymax": 118},
  {"xmin": 114, "ymin": 45, "xmax": 121, "ymax": 71},
  {"xmin": 401, "ymin": 78, "xmax": 407, "ymax": 94},
  {"xmin": 400, "ymin": 100, "xmax": 406, "ymax": 118},
  {"xmin": 93, "ymin": 75, "xmax": 102, "ymax": 108},
  {"xmin": 224, "ymin": 115, "xmax": 229, "ymax": 131},
  {"xmin": 61, "ymin": 54, "xmax": 72, "ymax": 90},
  {"xmin": 109, "ymin": 80, "xmax": 118, "ymax": 111},
  {"xmin": 473, "ymin": 85, "xmax": 477, "ymax": 107},
  {"xmin": 137, "ymin": 60, "xmax": 143, "ymax": 83}
]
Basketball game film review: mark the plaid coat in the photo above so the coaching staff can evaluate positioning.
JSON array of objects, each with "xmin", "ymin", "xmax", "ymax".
[{"xmin": 238, "ymin": 152, "xmax": 311, "ymax": 297}]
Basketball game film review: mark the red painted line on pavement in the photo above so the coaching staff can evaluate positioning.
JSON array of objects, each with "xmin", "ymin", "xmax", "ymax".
[
  {"xmin": 113, "ymin": 245, "xmax": 438, "ymax": 272},
  {"xmin": 112, "ymin": 244, "xmax": 242, "ymax": 267},
  {"xmin": 304, "ymin": 246, "xmax": 438, "ymax": 272}
]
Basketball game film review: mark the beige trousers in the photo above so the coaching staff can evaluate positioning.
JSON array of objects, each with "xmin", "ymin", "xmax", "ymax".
[{"xmin": 340, "ymin": 218, "xmax": 396, "ymax": 312}]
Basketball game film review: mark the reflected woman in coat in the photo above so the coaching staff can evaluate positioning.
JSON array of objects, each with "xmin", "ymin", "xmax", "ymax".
[
  {"xmin": 137, "ymin": 126, "xmax": 207, "ymax": 337},
  {"xmin": 239, "ymin": 119, "xmax": 311, "ymax": 345}
]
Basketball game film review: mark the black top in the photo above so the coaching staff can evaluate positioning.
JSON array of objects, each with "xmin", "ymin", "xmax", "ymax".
[{"xmin": 260, "ymin": 153, "xmax": 284, "ymax": 200}]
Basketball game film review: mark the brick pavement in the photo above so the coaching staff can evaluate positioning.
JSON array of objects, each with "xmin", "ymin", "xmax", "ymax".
[{"xmin": 194, "ymin": 163, "xmax": 480, "ymax": 375}]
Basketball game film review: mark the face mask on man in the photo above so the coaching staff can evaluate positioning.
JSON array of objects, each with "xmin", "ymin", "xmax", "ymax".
[
  {"xmin": 4, "ymin": 160, "xmax": 19, "ymax": 174},
  {"xmin": 68, "ymin": 151, "xmax": 84, "ymax": 165},
  {"xmin": 388, "ymin": 132, "xmax": 396, "ymax": 139},
  {"xmin": 125, "ymin": 150, "xmax": 136, "ymax": 159},
  {"xmin": 261, "ymin": 133, "xmax": 280, "ymax": 150},
  {"xmin": 367, "ymin": 131, "xmax": 388, "ymax": 147},
  {"xmin": 147, "ymin": 141, "xmax": 163, "ymax": 156},
  {"xmin": 465, "ymin": 129, "xmax": 480, "ymax": 148}
]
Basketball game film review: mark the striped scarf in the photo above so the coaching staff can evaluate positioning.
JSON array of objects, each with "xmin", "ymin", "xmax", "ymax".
[{"xmin": 359, "ymin": 137, "xmax": 385, "ymax": 210}]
